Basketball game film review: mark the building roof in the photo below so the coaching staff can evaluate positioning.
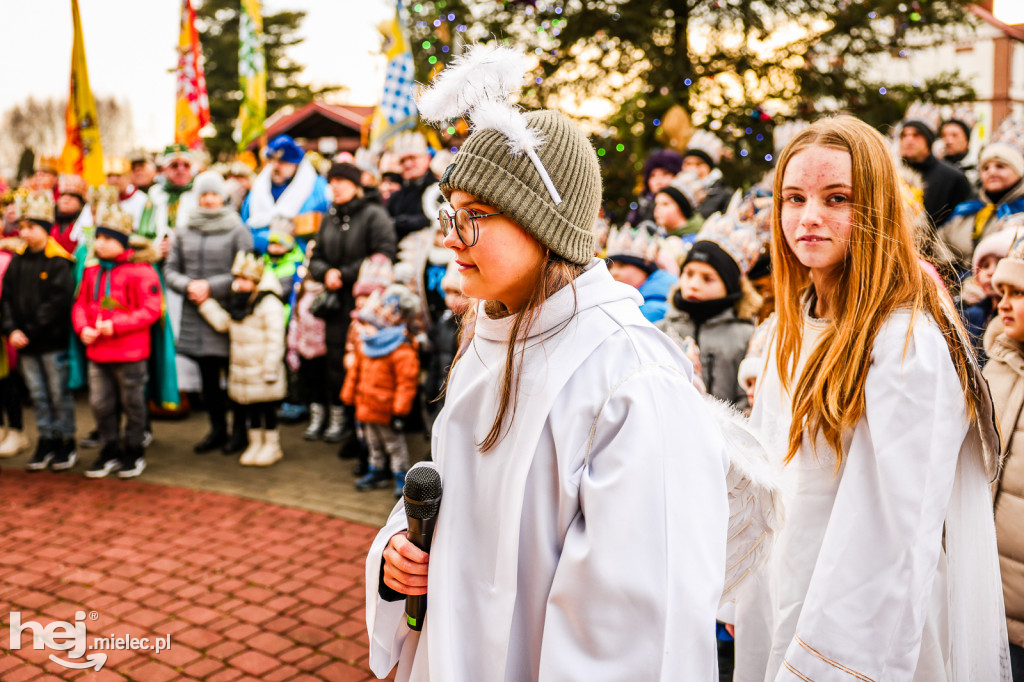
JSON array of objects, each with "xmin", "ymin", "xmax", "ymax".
[
  {"xmin": 971, "ymin": 3, "xmax": 1024, "ymax": 42},
  {"xmin": 258, "ymin": 102, "xmax": 376, "ymax": 147}
]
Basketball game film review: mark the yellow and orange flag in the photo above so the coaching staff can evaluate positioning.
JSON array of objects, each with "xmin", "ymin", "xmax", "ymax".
[
  {"xmin": 61, "ymin": 0, "xmax": 104, "ymax": 186},
  {"xmin": 175, "ymin": 0, "xmax": 211, "ymax": 149}
]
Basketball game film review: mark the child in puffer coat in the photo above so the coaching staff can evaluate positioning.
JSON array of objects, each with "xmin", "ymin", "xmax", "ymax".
[
  {"xmin": 199, "ymin": 251, "xmax": 286, "ymax": 466},
  {"xmin": 73, "ymin": 205, "xmax": 163, "ymax": 479},
  {"xmin": 342, "ymin": 283, "xmax": 420, "ymax": 498}
]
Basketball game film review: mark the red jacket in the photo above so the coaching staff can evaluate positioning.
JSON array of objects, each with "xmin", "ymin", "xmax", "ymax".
[{"xmin": 72, "ymin": 250, "xmax": 163, "ymax": 363}]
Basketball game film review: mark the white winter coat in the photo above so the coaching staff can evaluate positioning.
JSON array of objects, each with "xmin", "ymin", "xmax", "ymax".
[
  {"xmin": 199, "ymin": 270, "xmax": 286, "ymax": 405},
  {"xmin": 365, "ymin": 260, "xmax": 730, "ymax": 681}
]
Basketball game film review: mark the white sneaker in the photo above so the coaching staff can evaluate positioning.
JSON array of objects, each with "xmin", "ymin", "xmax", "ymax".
[
  {"xmin": 117, "ymin": 457, "xmax": 147, "ymax": 478},
  {"xmin": 0, "ymin": 429, "xmax": 29, "ymax": 458}
]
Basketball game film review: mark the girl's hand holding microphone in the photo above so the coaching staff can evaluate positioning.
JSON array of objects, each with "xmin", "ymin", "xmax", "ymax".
[{"xmin": 382, "ymin": 532, "xmax": 429, "ymax": 596}]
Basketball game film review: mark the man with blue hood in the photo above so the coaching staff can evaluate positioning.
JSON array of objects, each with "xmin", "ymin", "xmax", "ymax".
[{"xmin": 241, "ymin": 135, "xmax": 330, "ymax": 253}]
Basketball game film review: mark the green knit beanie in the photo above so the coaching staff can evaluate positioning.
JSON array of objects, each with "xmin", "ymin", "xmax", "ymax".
[{"xmin": 439, "ymin": 109, "xmax": 602, "ymax": 265}]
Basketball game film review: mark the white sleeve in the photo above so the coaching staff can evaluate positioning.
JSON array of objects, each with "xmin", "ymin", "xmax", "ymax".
[
  {"xmin": 364, "ymin": 501, "xmax": 413, "ymax": 679},
  {"xmin": 777, "ymin": 319, "xmax": 966, "ymax": 681},
  {"xmin": 538, "ymin": 365, "xmax": 729, "ymax": 681}
]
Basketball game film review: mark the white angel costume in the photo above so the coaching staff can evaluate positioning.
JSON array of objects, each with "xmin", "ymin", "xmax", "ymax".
[
  {"xmin": 733, "ymin": 309, "xmax": 1010, "ymax": 681},
  {"xmin": 365, "ymin": 260, "xmax": 730, "ymax": 681}
]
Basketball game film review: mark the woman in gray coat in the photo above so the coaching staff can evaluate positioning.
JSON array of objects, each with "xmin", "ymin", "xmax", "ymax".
[{"xmin": 165, "ymin": 171, "xmax": 254, "ymax": 453}]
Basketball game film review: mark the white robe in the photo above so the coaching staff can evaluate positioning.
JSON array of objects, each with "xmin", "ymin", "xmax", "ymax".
[
  {"xmin": 734, "ymin": 310, "xmax": 1009, "ymax": 682},
  {"xmin": 365, "ymin": 260, "xmax": 730, "ymax": 681}
]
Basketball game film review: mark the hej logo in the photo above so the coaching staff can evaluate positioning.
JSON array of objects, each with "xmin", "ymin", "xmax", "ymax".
[{"xmin": 9, "ymin": 611, "xmax": 106, "ymax": 671}]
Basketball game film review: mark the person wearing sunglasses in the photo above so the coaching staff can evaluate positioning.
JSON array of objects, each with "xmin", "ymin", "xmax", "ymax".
[{"xmin": 365, "ymin": 47, "xmax": 728, "ymax": 681}]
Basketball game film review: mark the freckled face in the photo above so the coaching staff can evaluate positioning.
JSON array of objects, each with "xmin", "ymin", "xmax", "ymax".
[{"xmin": 780, "ymin": 146, "xmax": 855, "ymax": 278}]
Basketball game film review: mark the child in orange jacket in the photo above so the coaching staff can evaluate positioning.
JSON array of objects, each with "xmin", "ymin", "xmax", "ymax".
[{"xmin": 341, "ymin": 283, "xmax": 420, "ymax": 498}]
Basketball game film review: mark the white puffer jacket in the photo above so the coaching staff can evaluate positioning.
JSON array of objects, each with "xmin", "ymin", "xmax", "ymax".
[{"xmin": 199, "ymin": 269, "xmax": 286, "ymax": 405}]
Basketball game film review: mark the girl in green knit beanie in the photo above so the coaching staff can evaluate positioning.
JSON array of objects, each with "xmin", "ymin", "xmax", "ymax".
[{"xmin": 366, "ymin": 44, "xmax": 732, "ymax": 681}]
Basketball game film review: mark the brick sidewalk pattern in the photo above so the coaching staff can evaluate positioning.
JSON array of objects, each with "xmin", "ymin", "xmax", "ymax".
[{"xmin": 0, "ymin": 469, "xmax": 396, "ymax": 681}]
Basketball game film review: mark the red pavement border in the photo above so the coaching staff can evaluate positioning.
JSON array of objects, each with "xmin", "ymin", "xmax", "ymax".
[{"xmin": 0, "ymin": 470, "xmax": 395, "ymax": 681}]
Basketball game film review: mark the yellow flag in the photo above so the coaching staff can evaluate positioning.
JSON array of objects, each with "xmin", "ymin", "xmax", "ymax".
[
  {"xmin": 61, "ymin": 0, "xmax": 104, "ymax": 186},
  {"xmin": 175, "ymin": 0, "xmax": 211, "ymax": 149},
  {"xmin": 237, "ymin": 0, "xmax": 267, "ymax": 150}
]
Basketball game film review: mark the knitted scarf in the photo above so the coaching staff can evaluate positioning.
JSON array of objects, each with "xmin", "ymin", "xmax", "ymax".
[{"xmin": 362, "ymin": 325, "xmax": 408, "ymax": 358}]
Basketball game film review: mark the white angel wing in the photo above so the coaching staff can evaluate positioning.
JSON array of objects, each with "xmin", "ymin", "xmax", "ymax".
[{"xmin": 703, "ymin": 396, "xmax": 784, "ymax": 607}]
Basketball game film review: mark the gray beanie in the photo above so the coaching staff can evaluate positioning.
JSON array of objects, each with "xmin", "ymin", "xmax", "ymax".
[
  {"xmin": 439, "ymin": 109, "xmax": 601, "ymax": 265},
  {"xmin": 193, "ymin": 170, "xmax": 227, "ymax": 198}
]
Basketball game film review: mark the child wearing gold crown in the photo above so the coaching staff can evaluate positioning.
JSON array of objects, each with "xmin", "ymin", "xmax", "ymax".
[
  {"xmin": 74, "ymin": 204, "xmax": 163, "ymax": 478},
  {"xmin": 198, "ymin": 251, "xmax": 287, "ymax": 466},
  {"xmin": 2, "ymin": 192, "xmax": 78, "ymax": 472}
]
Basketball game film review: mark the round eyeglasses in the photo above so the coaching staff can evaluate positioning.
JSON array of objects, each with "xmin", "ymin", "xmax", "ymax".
[{"xmin": 438, "ymin": 207, "xmax": 503, "ymax": 247}]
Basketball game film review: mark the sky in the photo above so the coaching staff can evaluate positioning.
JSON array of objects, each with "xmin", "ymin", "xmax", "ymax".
[
  {"xmin": 0, "ymin": 0, "xmax": 393, "ymax": 150},
  {"xmin": 0, "ymin": 0, "xmax": 1022, "ymax": 153}
]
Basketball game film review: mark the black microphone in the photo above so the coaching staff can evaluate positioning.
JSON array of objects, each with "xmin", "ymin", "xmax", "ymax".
[{"xmin": 403, "ymin": 462, "xmax": 442, "ymax": 631}]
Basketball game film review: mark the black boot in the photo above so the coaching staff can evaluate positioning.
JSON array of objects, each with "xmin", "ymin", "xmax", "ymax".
[
  {"xmin": 347, "ymin": 438, "xmax": 370, "ymax": 477},
  {"xmin": 222, "ymin": 409, "xmax": 248, "ymax": 455},
  {"xmin": 193, "ymin": 426, "xmax": 227, "ymax": 454}
]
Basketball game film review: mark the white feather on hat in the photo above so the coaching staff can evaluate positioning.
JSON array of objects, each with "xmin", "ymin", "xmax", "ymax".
[{"xmin": 416, "ymin": 43, "xmax": 562, "ymax": 205}]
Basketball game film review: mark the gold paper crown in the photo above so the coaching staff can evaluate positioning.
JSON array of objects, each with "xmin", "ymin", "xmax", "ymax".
[
  {"xmin": 992, "ymin": 116, "xmax": 1024, "ymax": 153},
  {"xmin": 944, "ymin": 103, "xmax": 978, "ymax": 132},
  {"xmin": 103, "ymin": 157, "xmax": 130, "ymax": 176},
  {"xmin": 392, "ymin": 131, "xmax": 429, "ymax": 157},
  {"xmin": 14, "ymin": 192, "xmax": 55, "ymax": 224},
  {"xmin": 695, "ymin": 189, "xmax": 770, "ymax": 273},
  {"xmin": 94, "ymin": 203, "xmax": 134, "ymax": 236},
  {"xmin": 684, "ymin": 130, "xmax": 725, "ymax": 165},
  {"xmin": 34, "ymin": 156, "xmax": 60, "ymax": 174},
  {"xmin": 903, "ymin": 101, "xmax": 942, "ymax": 135},
  {"xmin": 89, "ymin": 185, "xmax": 120, "ymax": 207},
  {"xmin": 231, "ymin": 251, "xmax": 265, "ymax": 282},
  {"xmin": 58, "ymin": 174, "xmax": 88, "ymax": 198},
  {"xmin": 605, "ymin": 226, "xmax": 661, "ymax": 263},
  {"xmin": 1007, "ymin": 228, "xmax": 1024, "ymax": 262}
]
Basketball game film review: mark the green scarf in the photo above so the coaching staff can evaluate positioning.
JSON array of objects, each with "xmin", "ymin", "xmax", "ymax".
[{"xmin": 163, "ymin": 179, "xmax": 194, "ymax": 229}]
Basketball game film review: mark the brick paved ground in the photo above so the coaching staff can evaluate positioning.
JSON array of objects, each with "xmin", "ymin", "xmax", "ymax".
[{"xmin": 0, "ymin": 400, "xmax": 419, "ymax": 680}]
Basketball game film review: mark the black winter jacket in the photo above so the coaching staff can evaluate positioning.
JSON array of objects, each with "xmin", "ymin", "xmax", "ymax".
[
  {"xmin": 905, "ymin": 154, "xmax": 975, "ymax": 231},
  {"xmin": 0, "ymin": 239, "xmax": 75, "ymax": 355},
  {"xmin": 386, "ymin": 172, "xmax": 437, "ymax": 240},
  {"xmin": 308, "ymin": 198, "xmax": 398, "ymax": 388}
]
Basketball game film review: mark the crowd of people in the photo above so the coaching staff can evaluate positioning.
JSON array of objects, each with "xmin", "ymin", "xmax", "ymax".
[
  {"xmin": 0, "ymin": 130, "xmax": 464, "ymax": 498},
  {"xmin": 363, "ymin": 44, "xmax": 1024, "ymax": 682},
  {"xmin": 5, "ymin": 50, "xmax": 1024, "ymax": 677}
]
